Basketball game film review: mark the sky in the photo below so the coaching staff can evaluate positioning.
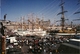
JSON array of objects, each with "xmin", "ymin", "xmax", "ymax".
[{"xmin": 1, "ymin": 0, "xmax": 80, "ymax": 25}]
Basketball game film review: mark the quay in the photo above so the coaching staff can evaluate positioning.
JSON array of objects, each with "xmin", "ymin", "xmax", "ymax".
[
  {"xmin": 56, "ymin": 33, "xmax": 80, "ymax": 36},
  {"xmin": 0, "ymin": 0, "xmax": 80, "ymax": 54}
]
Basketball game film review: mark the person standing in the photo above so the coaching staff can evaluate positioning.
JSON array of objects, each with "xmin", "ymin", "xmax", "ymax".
[
  {"xmin": 0, "ymin": 22, "xmax": 6, "ymax": 54},
  {"xmin": 0, "ymin": 22, "xmax": 5, "ymax": 37}
]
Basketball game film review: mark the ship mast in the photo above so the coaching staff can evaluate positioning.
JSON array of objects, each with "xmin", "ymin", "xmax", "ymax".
[
  {"xmin": 73, "ymin": 0, "xmax": 80, "ymax": 23},
  {"xmin": 73, "ymin": 0, "xmax": 80, "ymax": 34},
  {"xmin": 31, "ymin": 13, "xmax": 34, "ymax": 31},
  {"xmin": 57, "ymin": 0, "xmax": 67, "ymax": 32},
  {"xmin": 74, "ymin": 0, "xmax": 80, "ymax": 14}
]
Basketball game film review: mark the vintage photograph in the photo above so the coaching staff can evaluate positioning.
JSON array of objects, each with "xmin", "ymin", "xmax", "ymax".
[{"xmin": 0, "ymin": 0, "xmax": 80, "ymax": 54}]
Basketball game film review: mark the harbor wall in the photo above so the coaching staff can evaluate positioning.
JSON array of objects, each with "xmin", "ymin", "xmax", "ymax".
[{"xmin": 58, "ymin": 43, "xmax": 80, "ymax": 54}]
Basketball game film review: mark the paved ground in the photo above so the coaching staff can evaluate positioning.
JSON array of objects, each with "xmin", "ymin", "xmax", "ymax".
[{"xmin": 20, "ymin": 43, "xmax": 60, "ymax": 54}]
